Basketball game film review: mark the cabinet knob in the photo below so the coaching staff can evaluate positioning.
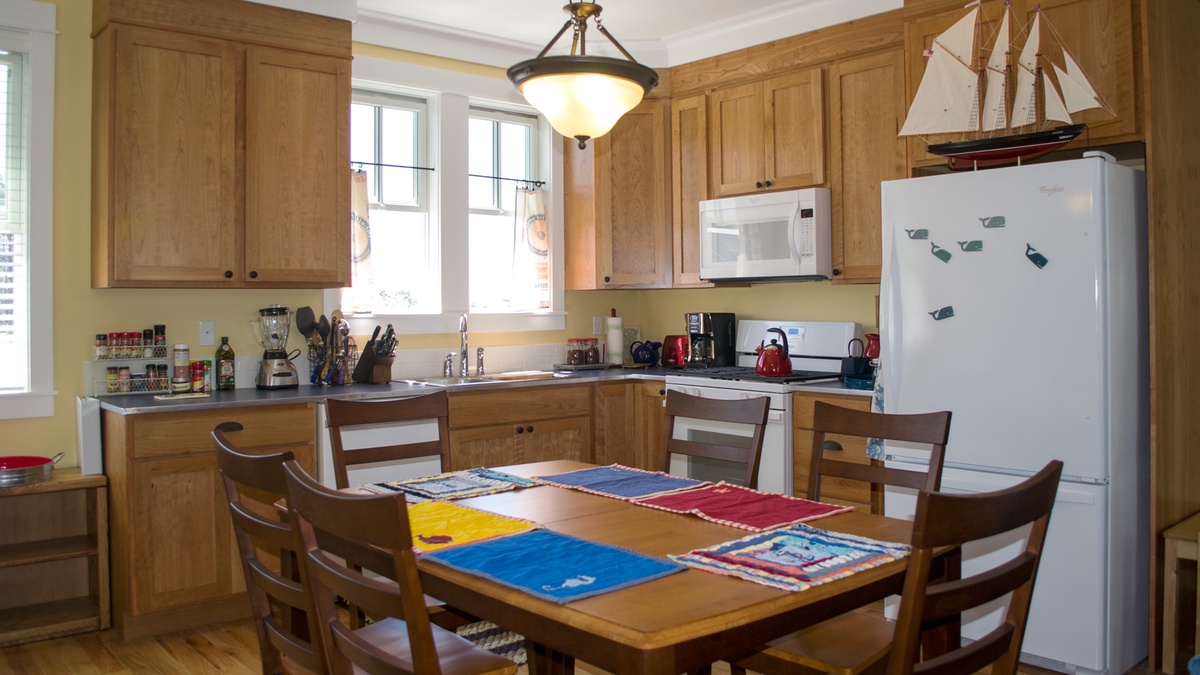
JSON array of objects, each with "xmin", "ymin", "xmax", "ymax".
[
  {"xmin": 527, "ymin": 426, "xmax": 534, "ymax": 433},
  {"xmin": 249, "ymin": 271, "xmax": 258, "ymax": 279},
  {"xmin": 764, "ymin": 180, "xmax": 773, "ymax": 188},
  {"xmin": 224, "ymin": 270, "xmax": 233, "ymax": 279},
  {"xmin": 604, "ymin": 276, "xmax": 611, "ymax": 283},
  {"xmin": 659, "ymin": 389, "xmax": 665, "ymax": 396},
  {"xmin": 832, "ymin": 268, "xmax": 842, "ymax": 277},
  {"xmin": 755, "ymin": 181, "xmax": 763, "ymax": 189},
  {"xmin": 516, "ymin": 426, "xmax": 524, "ymax": 434}
]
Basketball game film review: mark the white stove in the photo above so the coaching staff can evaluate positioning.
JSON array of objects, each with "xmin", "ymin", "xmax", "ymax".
[{"xmin": 665, "ymin": 320, "xmax": 862, "ymax": 494}]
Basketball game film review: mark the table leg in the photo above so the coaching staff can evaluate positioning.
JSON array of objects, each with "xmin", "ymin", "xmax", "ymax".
[
  {"xmin": 528, "ymin": 640, "xmax": 575, "ymax": 675},
  {"xmin": 1165, "ymin": 538, "xmax": 1180, "ymax": 675}
]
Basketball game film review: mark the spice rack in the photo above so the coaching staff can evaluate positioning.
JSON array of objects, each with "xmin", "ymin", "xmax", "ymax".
[{"xmin": 89, "ymin": 345, "xmax": 171, "ymax": 396}]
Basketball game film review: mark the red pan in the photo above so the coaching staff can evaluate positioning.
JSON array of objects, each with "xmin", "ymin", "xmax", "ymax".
[{"xmin": 0, "ymin": 452, "xmax": 65, "ymax": 487}]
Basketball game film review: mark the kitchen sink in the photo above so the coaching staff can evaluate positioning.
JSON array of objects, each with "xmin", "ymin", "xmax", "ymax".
[
  {"xmin": 406, "ymin": 371, "xmax": 567, "ymax": 387},
  {"xmin": 405, "ymin": 376, "xmax": 491, "ymax": 387}
]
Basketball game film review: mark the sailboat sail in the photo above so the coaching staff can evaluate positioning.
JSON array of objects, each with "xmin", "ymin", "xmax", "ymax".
[
  {"xmin": 898, "ymin": 7, "xmax": 980, "ymax": 136},
  {"xmin": 1056, "ymin": 51, "xmax": 1104, "ymax": 113},
  {"xmin": 1008, "ymin": 12, "xmax": 1041, "ymax": 128},
  {"xmin": 979, "ymin": 8, "xmax": 1011, "ymax": 132}
]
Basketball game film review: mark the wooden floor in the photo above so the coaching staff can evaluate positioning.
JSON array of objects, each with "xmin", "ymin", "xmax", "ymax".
[{"xmin": 0, "ymin": 611, "xmax": 1157, "ymax": 675}]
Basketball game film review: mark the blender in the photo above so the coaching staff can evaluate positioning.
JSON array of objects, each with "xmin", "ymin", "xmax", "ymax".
[{"xmin": 251, "ymin": 305, "xmax": 299, "ymax": 389}]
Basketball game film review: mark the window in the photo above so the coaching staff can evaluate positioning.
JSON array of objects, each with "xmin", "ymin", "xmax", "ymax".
[
  {"xmin": 0, "ymin": 1, "xmax": 55, "ymax": 420},
  {"xmin": 332, "ymin": 55, "xmax": 564, "ymax": 335}
]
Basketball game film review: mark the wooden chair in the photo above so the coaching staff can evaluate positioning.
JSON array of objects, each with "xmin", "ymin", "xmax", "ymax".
[
  {"xmin": 723, "ymin": 403, "xmax": 952, "ymax": 675},
  {"xmin": 213, "ymin": 422, "xmax": 320, "ymax": 675},
  {"xmin": 325, "ymin": 391, "xmax": 451, "ymax": 490},
  {"xmin": 733, "ymin": 460, "xmax": 1063, "ymax": 675},
  {"xmin": 281, "ymin": 459, "xmax": 517, "ymax": 675},
  {"xmin": 658, "ymin": 390, "xmax": 770, "ymax": 489},
  {"xmin": 806, "ymin": 401, "xmax": 953, "ymax": 512}
]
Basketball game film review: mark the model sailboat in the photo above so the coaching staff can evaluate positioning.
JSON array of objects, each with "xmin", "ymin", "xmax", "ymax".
[{"xmin": 901, "ymin": 2, "xmax": 1114, "ymax": 170}]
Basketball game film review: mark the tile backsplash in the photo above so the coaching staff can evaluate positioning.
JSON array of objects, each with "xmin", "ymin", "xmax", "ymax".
[{"xmin": 386, "ymin": 343, "xmax": 566, "ymax": 379}]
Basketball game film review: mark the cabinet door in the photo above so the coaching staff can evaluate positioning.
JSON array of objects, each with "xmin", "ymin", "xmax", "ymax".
[
  {"xmin": 764, "ymin": 68, "xmax": 825, "ymax": 191},
  {"xmin": 709, "ymin": 82, "xmax": 767, "ymax": 197},
  {"xmin": 592, "ymin": 98, "xmax": 672, "ymax": 288},
  {"xmin": 131, "ymin": 454, "xmax": 236, "ymax": 612},
  {"xmin": 244, "ymin": 46, "xmax": 350, "ymax": 287},
  {"xmin": 633, "ymin": 381, "xmax": 666, "ymax": 471},
  {"xmin": 448, "ymin": 425, "xmax": 519, "ymax": 471},
  {"xmin": 828, "ymin": 49, "xmax": 907, "ymax": 283},
  {"xmin": 670, "ymin": 95, "xmax": 712, "ymax": 288},
  {"xmin": 792, "ymin": 429, "xmax": 873, "ymax": 508},
  {"xmin": 520, "ymin": 416, "xmax": 592, "ymax": 464},
  {"xmin": 107, "ymin": 26, "xmax": 238, "ymax": 285},
  {"xmin": 593, "ymin": 382, "xmax": 635, "ymax": 467}
]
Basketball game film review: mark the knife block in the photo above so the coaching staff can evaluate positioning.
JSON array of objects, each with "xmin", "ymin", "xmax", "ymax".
[{"xmin": 370, "ymin": 356, "xmax": 394, "ymax": 383}]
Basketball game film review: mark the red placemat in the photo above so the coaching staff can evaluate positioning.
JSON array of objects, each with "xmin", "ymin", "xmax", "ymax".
[{"xmin": 636, "ymin": 483, "xmax": 854, "ymax": 531}]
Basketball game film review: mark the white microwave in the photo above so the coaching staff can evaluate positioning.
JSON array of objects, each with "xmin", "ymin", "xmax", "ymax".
[{"xmin": 699, "ymin": 188, "xmax": 831, "ymax": 282}]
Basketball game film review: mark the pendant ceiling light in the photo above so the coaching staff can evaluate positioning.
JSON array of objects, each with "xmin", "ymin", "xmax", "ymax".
[{"xmin": 508, "ymin": 2, "xmax": 658, "ymax": 150}]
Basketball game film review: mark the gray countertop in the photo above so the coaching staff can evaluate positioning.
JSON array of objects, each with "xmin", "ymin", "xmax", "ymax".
[{"xmin": 96, "ymin": 365, "xmax": 869, "ymax": 414}]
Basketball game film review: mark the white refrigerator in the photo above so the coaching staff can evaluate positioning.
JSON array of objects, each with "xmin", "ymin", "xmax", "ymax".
[{"xmin": 878, "ymin": 154, "xmax": 1149, "ymax": 675}]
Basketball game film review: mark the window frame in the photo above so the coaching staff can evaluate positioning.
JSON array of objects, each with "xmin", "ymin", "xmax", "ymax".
[
  {"xmin": 329, "ymin": 55, "xmax": 565, "ymax": 335},
  {"xmin": 0, "ymin": 0, "xmax": 55, "ymax": 420}
]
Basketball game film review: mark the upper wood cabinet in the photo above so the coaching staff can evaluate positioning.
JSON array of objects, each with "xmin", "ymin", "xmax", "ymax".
[
  {"xmin": 904, "ymin": 0, "xmax": 1139, "ymax": 166},
  {"xmin": 708, "ymin": 68, "xmax": 826, "ymax": 197},
  {"xmin": 565, "ymin": 98, "xmax": 672, "ymax": 289},
  {"xmin": 92, "ymin": 0, "xmax": 351, "ymax": 288},
  {"xmin": 828, "ymin": 49, "xmax": 908, "ymax": 283},
  {"xmin": 670, "ymin": 94, "xmax": 712, "ymax": 287}
]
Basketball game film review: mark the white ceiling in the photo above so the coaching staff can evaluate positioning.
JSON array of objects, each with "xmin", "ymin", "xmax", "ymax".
[{"xmin": 350, "ymin": 0, "xmax": 902, "ymax": 68}]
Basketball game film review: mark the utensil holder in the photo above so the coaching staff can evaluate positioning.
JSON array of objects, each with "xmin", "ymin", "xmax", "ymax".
[{"xmin": 307, "ymin": 337, "xmax": 359, "ymax": 386}]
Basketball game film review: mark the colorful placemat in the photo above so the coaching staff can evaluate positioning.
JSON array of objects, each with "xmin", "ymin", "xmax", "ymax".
[
  {"xmin": 455, "ymin": 620, "xmax": 526, "ymax": 665},
  {"xmin": 534, "ymin": 464, "xmax": 708, "ymax": 501},
  {"xmin": 671, "ymin": 523, "xmax": 909, "ymax": 592},
  {"xmin": 635, "ymin": 483, "xmax": 855, "ymax": 531},
  {"xmin": 406, "ymin": 501, "xmax": 538, "ymax": 553},
  {"xmin": 424, "ymin": 529, "xmax": 685, "ymax": 603},
  {"xmin": 372, "ymin": 468, "xmax": 539, "ymax": 501}
]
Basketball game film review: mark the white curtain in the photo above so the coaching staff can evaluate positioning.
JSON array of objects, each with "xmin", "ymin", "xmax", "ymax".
[
  {"xmin": 513, "ymin": 187, "xmax": 549, "ymax": 310},
  {"xmin": 345, "ymin": 169, "xmax": 374, "ymax": 313}
]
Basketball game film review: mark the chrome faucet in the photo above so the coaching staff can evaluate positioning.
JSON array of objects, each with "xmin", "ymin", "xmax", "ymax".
[
  {"xmin": 476, "ymin": 347, "xmax": 485, "ymax": 377},
  {"xmin": 443, "ymin": 353, "xmax": 455, "ymax": 377},
  {"xmin": 458, "ymin": 313, "xmax": 469, "ymax": 377}
]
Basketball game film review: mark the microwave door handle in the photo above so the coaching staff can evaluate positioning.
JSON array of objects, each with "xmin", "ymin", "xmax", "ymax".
[{"xmin": 788, "ymin": 204, "xmax": 802, "ymax": 262}]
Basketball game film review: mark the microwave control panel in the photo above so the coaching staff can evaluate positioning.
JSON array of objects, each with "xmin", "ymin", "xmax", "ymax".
[{"xmin": 798, "ymin": 207, "xmax": 816, "ymax": 258}]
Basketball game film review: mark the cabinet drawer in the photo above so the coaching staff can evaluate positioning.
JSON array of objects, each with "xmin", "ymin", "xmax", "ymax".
[
  {"xmin": 793, "ymin": 429, "xmax": 871, "ymax": 505},
  {"xmin": 448, "ymin": 385, "xmax": 591, "ymax": 429},
  {"xmin": 792, "ymin": 393, "xmax": 870, "ymax": 428},
  {"xmin": 131, "ymin": 403, "xmax": 315, "ymax": 458}
]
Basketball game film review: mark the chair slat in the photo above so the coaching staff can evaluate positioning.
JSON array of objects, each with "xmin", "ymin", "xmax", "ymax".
[{"xmin": 658, "ymin": 390, "xmax": 770, "ymax": 489}]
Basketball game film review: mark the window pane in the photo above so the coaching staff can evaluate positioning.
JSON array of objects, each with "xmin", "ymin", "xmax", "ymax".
[
  {"xmin": 468, "ymin": 117, "xmax": 495, "ymax": 209},
  {"xmin": 380, "ymin": 107, "xmax": 417, "ymax": 206},
  {"xmin": 367, "ymin": 209, "xmax": 439, "ymax": 314},
  {"xmin": 0, "ymin": 52, "xmax": 29, "ymax": 391},
  {"xmin": 350, "ymin": 102, "xmax": 378, "ymax": 202}
]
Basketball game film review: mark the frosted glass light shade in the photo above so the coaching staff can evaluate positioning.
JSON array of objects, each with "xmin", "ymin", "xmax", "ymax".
[{"xmin": 520, "ymin": 72, "xmax": 645, "ymax": 142}]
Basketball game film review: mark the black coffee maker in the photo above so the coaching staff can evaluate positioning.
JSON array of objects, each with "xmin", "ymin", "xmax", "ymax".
[{"xmin": 685, "ymin": 312, "xmax": 736, "ymax": 367}]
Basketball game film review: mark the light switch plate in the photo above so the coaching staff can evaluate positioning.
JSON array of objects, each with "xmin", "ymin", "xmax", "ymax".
[{"xmin": 199, "ymin": 320, "xmax": 215, "ymax": 346}]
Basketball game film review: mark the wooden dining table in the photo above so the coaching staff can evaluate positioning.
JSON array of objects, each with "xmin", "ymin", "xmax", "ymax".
[{"xmin": 412, "ymin": 460, "xmax": 947, "ymax": 675}]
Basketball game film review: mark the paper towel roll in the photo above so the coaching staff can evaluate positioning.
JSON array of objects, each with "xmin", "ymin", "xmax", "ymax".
[{"xmin": 606, "ymin": 316, "xmax": 624, "ymax": 365}]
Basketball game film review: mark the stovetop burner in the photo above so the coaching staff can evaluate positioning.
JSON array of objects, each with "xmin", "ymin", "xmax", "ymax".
[{"xmin": 676, "ymin": 366, "xmax": 841, "ymax": 384}]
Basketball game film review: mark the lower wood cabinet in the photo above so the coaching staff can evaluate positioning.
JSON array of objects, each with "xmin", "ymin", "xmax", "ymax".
[
  {"xmin": 102, "ymin": 403, "xmax": 316, "ymax": 640},
  {"xmin": 447, "ymin": 385, "xmax": 593, "ymax": 469},
  {"xmin": 0, "ymin": 469, "xmax": 109, "ymax": 647},
  {"xmin": 592, "ymin": 380, "xmax": 665, "ymax": 470},
  {"xmin": 792, "ymin": 392, "xmax": 876, "ymax": 512}
]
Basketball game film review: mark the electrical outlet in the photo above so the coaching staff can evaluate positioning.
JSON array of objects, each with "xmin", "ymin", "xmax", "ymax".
[
  {"xmin": 199, "ymin": 320, "xmax": 215, "ymax": 346},
  {"xmin": 593, "ymin": 316, "xmax": 604, "ymax": 335}
]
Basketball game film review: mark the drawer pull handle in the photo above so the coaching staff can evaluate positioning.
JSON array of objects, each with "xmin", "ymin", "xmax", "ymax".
[{"xmin": 822, "ymin": 440, "xmax": 844, "ymax": 452}]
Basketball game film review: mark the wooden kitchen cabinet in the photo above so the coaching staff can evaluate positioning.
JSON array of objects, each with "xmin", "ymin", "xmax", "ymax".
[
  {"xmin": 102, "ymin": 403, "xmax": 316, "ymax": 639},
  {"xmin": 0, "ymin": 469, "xmax": 109, "ymax": 647},
  {"xmin": 903, "ymin": 0, "xmax": 1139, "ymax": 167},
  {"xmin": 827, "ymin": 49, "xmax": 907, "ymax": 283},
  {"xmin": 792, "ymin": 392, "xmax": 877, "ymax": 512},
  {"xmin": 91, "ymin": 0, "xmax": 351, "ymax": 288},
  {"xmin": 448, "ymin": 385, "xmax": 593, "ymax": 469},
  {"xmin": 592, "ymin": 380, "xmax": 666, "ymax": 470},
  {"xmin": 708, "ymin": 68, "xmax": 825, "ymax": 198},
  {"xmin": 565, "ymin": 98, "xmax": 673, "ymax": 289},
  {"xmin": 670, "ymin": 94, "xmax": 713, "ymax": 287}
]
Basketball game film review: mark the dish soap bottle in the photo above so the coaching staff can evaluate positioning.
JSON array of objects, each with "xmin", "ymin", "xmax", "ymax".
[{"xmin": 216, "ymin": 337, "xmax": 236, "ymax": 390}]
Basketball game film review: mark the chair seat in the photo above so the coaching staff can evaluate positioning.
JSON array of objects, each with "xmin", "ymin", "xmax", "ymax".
[
  {"xmin": 353, "ymin": 618, "xmax": 517, "ymax": 674},
  {"xmin": 735, "ymin": 612, "xmax": 893, "ymax": 675}
]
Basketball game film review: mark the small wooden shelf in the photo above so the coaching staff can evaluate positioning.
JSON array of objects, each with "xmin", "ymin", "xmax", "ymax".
[{"xmin": 0, "ymin": 468, "xmax": 109, "ymax": 647}]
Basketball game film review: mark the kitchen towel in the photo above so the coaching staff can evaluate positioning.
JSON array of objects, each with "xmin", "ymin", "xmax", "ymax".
[
  {"xmin": 424, "ymin": 529, "xmax": 684, "ymax": 604},
  {"xmin": 634, "ymin": 483, "xmax": 855, "ymax": 531},
  {"xmin": 370, "ymin": 468, "xmax": 539, "ymax": 501},
  {"xmin": 535, "ymin": 464, "xmax": 708, "ymax": 501},
  {"xmin": 671, "ymin": 523, "xmax": 909, "ymax": 592},
  {"xmin": 406, "ymin": 501, "xmax": 538, "ymax": 553}
]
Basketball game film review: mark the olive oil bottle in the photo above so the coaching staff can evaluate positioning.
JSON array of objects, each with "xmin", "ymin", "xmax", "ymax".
[{"xmin": 216, "ymin": 337, "xmax": 236, "ymax": 390}]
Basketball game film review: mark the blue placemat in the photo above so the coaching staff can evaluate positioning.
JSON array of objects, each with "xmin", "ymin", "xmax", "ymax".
[
  {"xmin": 372, "ymin": 468, "xmax": 538, "ymax": 501},
  {"xmin": 424, "ymin": 529, "xmax": 685, "ymax": 603},
  {"xmin": 534, "ymin": 464, "xmax": 708, "ymax": 500}
]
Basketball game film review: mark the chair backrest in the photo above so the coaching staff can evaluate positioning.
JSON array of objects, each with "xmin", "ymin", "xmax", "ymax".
[
  {"xmin": 325, "ymin": 391, "xmax": 451, "ymax": 489},
  {"xmin": 658, "ymin": 390, "xmax": 770, "ymax": 489},
  {"xmin": 213, "ymin": 422, "xmax": 320, "ymax": 675},
  {"xmin": 807, "ymin": 401, "xmax": 952, "ymax": 510},
  {"xmin": 281, "ymin": 459, "xmax": 448, "ymax": 675},
  {"xmin": 887, "ymin": 459, "xmax": 1064, "ymax": 675}
]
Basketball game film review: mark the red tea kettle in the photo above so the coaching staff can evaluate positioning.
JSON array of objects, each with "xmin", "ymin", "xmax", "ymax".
[{"xmin": 755, "ymin": 327, "xmax": 793, "ymax": 376}]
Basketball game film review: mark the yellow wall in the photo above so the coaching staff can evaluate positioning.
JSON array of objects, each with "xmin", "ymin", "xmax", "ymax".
[{"xmin": 4, "ymin": 2, "xmax": 877, "ymax": 466}]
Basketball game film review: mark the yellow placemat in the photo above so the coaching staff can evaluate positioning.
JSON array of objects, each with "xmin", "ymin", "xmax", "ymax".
[{"xmin": 408, "ymin": 500, "xmax": 537, "ymax": 553}]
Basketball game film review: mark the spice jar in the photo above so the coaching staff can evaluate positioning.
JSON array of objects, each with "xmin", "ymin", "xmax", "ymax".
[
  {"xmin": 173, "ymin": 344, "xmax": 190, "ymax": 379},
  {"xmin": 94, "ymin": 334, "xmax": 109, "ymax": 360},
  {"xmin": 566, "ymin": 338, "xmax": 586, "ymax": 365},
  {"xmin": 118, "ymin": 366, "xmax": 131, "ymax": 392},
  {"xmin": 582, "ymin": 337, "xmax": 600, "ymax": 364},
  {"xmin": 106, "ymin": 367, "xmax": 119, "ymax": 393}
]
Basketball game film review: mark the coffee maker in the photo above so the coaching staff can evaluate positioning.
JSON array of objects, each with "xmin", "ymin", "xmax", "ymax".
[
  {"xmin": 685, "ymin": 312, "xmax": 736, "ymax": 368},
  {"xmin": 251, "ymin": 305, "xmax": 299, "ymax": 389}
]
